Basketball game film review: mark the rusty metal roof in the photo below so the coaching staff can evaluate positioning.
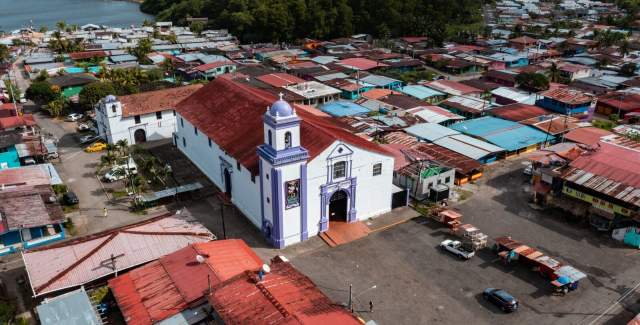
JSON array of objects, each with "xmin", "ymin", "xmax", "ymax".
[
  {"xmin": 109, "ymin": 239, "xmax": 262, "ymax": 325},
  {"xmin": 208, "ymin": 257, "xmax": 361, "ymax": 325},
  {"xmin": 23, "ymin": 210, "xmax": 214, "ymax": 297}
]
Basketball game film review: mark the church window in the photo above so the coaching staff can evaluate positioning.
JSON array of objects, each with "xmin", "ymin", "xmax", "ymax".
[
  {"xmin": 237, "ymin": 162, "xmax": 241, "ymax": 171},
  {"xmin": 333, "ymin": 161, "xmax": 346, "ymax": 179},
  {"xmin": 284, "ymin": 132, "xmax": 292, "ymax": 149},
  {"xmin": 182, "ymin": 137, "xmax": 186, "ymax": 147},
  {"xmin": 373, "ymin": 163, "xmax": 382, "ymax": 176},
  {"xmin": 180, "ymin": 117, "xmax": 184, "ymax": 127},
  {"xmin": 208, "ymin": 138, "xmax": 212, "ymax": 147},
  {"xmin": 134, "ymin": 115, "xmax": 141, "ymax": 124},
  {"xmin": 156, "ymin": 111, "xmax": 162, "ymax": 120},
  {"xmin": 268, "ymin": 130, "xmax": 272, "ymax": 146},
  {"xmin": 111, "ymin": 104, "xmax": 117, "ymax": 113},
  {"xmin": 194, "ymin": 127, "xmax": 198, "ymax": 135}
]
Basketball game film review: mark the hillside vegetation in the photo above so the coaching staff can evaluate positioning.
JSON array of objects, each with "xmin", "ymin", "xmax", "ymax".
[{"xmin": 140, "ymin": 0, "xmax": 484, "ymax": 44}]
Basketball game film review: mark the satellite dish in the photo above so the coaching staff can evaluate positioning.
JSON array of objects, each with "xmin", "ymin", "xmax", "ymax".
[
  {"xmin": 196, "ymin": 255, "xmax": 206, "ymax": 264},
  {"xmin": 261, "ymin": 264, "xmax": 271, "ymax": 273}
]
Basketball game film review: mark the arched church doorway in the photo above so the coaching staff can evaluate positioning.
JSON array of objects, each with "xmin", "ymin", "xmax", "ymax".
[
  {"xmin": 133, "ymin": 129, "xmax": 146, "ymax": 143},
  {"xmin": 329, "ymin": 190, "xmax": 348, "ymax": 222}
]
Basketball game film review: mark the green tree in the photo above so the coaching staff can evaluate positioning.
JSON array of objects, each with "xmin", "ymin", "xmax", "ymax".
[
  {"xmin": 39, "ymin": 26, "xmax": 48, "ymax": 33},
  {"xmin": 26, "ymin": 81, "xmax": 59, "ymax": 104},
  {"xmin": 56, "ymin": 20, "xmax": 66, "ymax": 32},
  {"xmin": 35, "ymin": 70, "xmax": 49, "ymax": 82},
  {"xmin": 516, "ymin": 72, "xmax": 550, "ymax": 91},
  {"xmin": 190, "ymin": 21, "xmax": 205, "ymax": 35},
  {"xmin": 129, "ymin": 38, "xmax": 153, "ymax": 63},
  {"xmin": 3, "ymin": 80, "xmax": 21, "ymax": 103},
  {"xmin": 620, "ymin": 62, "xmax": 637, "ymax": 77},
  {"xmin": 45, "ymin": 97, "xmax": 66, "ymax": 117},
  {"xmin": 547, "ymin": 62, "xmax": 561, "ymax": 83},
  {"xmin": 79, "ymin": 82, "xmax": 116, "ymax": 110},
  {"xmin": 0, "ymin": 44, "xmax": 9, "ymax": 62}
]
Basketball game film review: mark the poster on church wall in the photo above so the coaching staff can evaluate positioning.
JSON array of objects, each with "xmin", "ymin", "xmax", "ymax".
[{"xmin": 285, "ymin": 179, "xmax": 300, "ymax": 209}]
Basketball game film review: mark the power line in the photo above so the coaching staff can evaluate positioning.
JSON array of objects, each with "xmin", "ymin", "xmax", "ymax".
[{"xmin": 584, "ymin": 280, "xmax": 640, "ymax": 325}]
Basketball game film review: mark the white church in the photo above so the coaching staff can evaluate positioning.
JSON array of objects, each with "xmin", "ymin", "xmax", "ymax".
[{"xmin": 174, "ymin": 77, "xmax": 398, "ymax": 248}]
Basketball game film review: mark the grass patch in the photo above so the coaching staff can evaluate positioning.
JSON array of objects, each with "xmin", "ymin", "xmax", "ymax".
[
  {"xmin": 592, "ymin": 119, "xmax": 617, "ymax": 131},
  {"xmin": 64, "ymin": 217, "xmax": 77, "ymax": 236},
  {"xmin": 111, "ymin": 190, "xmax": 128, "ymax": 199},
  {"xmin": 455, "ymin": 188, "xmax": 473, "ymax": 201},
  {"xmin": 62, "ymin": 204, "xmax": 79, "ymax": 214}
]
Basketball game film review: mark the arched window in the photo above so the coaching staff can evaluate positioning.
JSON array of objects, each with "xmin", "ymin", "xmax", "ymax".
[
  {"xmin": 333, "ymin": 161, "xmax": 346, "ymax": 179},
  {"xmin": 111, "ymin": 104, "xmax": 117, "ymax": 113},
  {"xmin": 268, "ymin": 130, "xmax": 272, "ymax": 146},
  {"xmin": 284, "ymin": 131, "xmax": 292, "ymax": 149}
]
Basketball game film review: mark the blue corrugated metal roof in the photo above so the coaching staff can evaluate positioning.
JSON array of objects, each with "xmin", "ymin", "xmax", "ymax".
[
  {"xmin": 320, "ymin": 101, "xmax": 370, "ymax": 117},
  {"xmin": 400, "ymin": 85, "xmax": 445, "ymax": 100},
  {"xmin": 405, "ymin": 123, "xmax": 459, "ymax": 142},
  {"xmin": 450, "ymin": 116, "xmax": 552, "ymax": 151},
  {"xmin": 361, "ymin": 74, "xmax": 401, "ymax": 87}
]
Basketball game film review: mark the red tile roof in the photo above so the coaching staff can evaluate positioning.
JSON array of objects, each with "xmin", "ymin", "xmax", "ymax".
[
  {"xmin": 360, "ymin": 88, "xmax": 399, "ymax": 100},
  {"xmin": 256, "ymin": 73, "xmax": 305, "ymax": 88},
  {"xmin": 489, "ymin": 103, "xmax": 548, "ymax": 121},
  {"xmin": 175, "ymin": 77, "xmax": 391, "ymax": 175},
  {"xmin": 119, "ymin": 84, "xmax": 203, "ymax": 118},
  {"xmin": 509, "ymin": 36, "xmax": 538, "ymax": 44},
  {"xmin": 540, "ymin": 88, "xmax": 592, "ymax": 105},
  {"xmin": 109, "ymin": 240, "xmax": 262, "ymax": 325},
  {"xmin": 563, "ymin": 127, "xmax": 613, "ymax": 146},
  {"xmin": 208, "ymin": 256, "xmax": 361, "ymax": 325}
]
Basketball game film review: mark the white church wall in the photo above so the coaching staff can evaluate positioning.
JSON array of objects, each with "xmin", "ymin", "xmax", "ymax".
[
  {"xmin": 96, "ymin": 102, "xmax": 177, "ymax": 145},
  {"xmin": 279, "ymin": 163, "xmax": 303, "ymax": 246},
  {"xmin": 175, "ymin": 114, "xmax": 262, "ymax": 228},
  {"xmin": 306, "ymin": 141, "xmax": 394, "ymax": 234}
]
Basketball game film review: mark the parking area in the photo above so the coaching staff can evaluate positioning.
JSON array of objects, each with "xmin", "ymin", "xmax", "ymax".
[{"xmin": 287, "ymin": 158, "xmax": 640, "ymax": 325}]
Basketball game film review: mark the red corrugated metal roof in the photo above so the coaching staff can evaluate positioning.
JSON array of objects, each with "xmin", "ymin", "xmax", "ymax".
[
  {"xmin": 0, "ymin": 114, "xmax": 36, "ymax": 130},
  {"xmin": 337, "ymin": 58, "xmax": 388, "ymax": 71},
  {"xmin": 256, "ymin": 73, "xmax": 305, "ymax": 88},
  {"xmin": 176, "ymin": 77, "xmax": 391, "ymax": 175},
  {"xmin": 194, "ymin": 60, "xmax": 235, "ymax": 72},
  {"xmin": 208, "ymin": 257, "xmax": 361, "ymax": 325},
  {"xmin": 23, "ymin": 211, "xmax": 214, "ymax": 296},
  {"xmin": 570, "ymin": 142, "xmax": 640, "ymax": 188},
  {"xmin": 69, "ymin": 51, "xmax": 106, "ymax": 60},
  {"xmin": 597, "ymin": 92, "xmax": 640, "ymax": 113},
  {"xmin": 109, "ymin": 239, "xmax": 262, "ymax": 325},
  {"xmin": 540, "ymin": 88, "xmax": 592, "ymax": 105},
  {"xmin": 489, "ymin": 103, "xmax": 548, "ymax": 122},
  {"xmin": 563, "ymin": 127, "xmax": 612, "ymax": 146}
]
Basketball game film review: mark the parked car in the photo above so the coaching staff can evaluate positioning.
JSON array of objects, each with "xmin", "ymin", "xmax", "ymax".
[
  {"xmin": 483, "ymin": 288, "xmax": 518, "ymax": 312},
  {"xmin": 77, "ymin": 123, "xmax": 91, "ymax": 132},
  {"xmin": 103, "ymin": 158, "xmax": 138, "ymax": 182},
  {"xmin": 439, "ymin": 239, "xmax": 475, "ymax": 259},
  {"xmin": 63, "ymin": 191, "xmax": 79, "ymax": 205},
  {"xmin": 79, "ymin": 134, "xmax": 100, "ymax": 144},
  {"xmin": 84, "ymin": 141, "xmax": 107, "ymax": 153},
  {"xmin": 66, "ymin": 113, "xmax": 83, "ymax": 122},
  {"xmin": 523, "ymin": 164, "xmax": 533, "ymax": 176}
]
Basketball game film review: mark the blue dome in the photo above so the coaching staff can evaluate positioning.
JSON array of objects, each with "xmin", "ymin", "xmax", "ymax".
[
  {"xmin": 269, "ymin": 100, "xmax": 294, "ymax": 117},
  {"xmin": 105, "ymin": 95, "xmax": 117, "ymax": 102}
]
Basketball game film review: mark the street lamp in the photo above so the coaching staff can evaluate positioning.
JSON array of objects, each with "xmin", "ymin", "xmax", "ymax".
[{"xmin": 348, "ymin": 284, "xmax": 377, "ymax": 313}]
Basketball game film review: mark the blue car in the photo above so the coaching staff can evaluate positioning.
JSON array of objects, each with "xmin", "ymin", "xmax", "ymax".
[{"xmin": 483, "ymin": 288, "xmax": 518, "ymax": 312}]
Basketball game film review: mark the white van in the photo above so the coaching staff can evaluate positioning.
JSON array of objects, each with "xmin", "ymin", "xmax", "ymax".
[{"xmin": 103, "ymin": 158, "xmax": 138, "ymax": 182}]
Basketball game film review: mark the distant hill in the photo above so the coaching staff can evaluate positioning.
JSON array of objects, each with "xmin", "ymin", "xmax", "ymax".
[{"xmin": 140, "ymin": 0, "xmax": 484, "ymax": 45}]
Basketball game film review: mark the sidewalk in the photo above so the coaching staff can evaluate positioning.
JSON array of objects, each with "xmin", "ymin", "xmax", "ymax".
[{"xmin": 364, "ymin": 206, "xmax": 420, "ymax": 233}]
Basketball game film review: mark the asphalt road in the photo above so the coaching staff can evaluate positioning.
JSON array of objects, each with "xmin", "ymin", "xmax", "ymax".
[{"xmin": 289, "ymin": 158, "xmax": 640, "ymax": 325}]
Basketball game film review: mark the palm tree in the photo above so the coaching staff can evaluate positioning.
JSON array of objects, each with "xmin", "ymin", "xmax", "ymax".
[
  {"xmin": 116, "ymin": 139, "xmax": 128, "ymax": 157},
  {"xmin": 56, "ymin": 20, "xmax": 66, "ymax": 32}
]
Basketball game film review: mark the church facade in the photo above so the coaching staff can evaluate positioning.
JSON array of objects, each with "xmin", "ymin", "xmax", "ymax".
[{"xmin": 175, "ymin": 77, "xmax": 395, "ymax": 248}]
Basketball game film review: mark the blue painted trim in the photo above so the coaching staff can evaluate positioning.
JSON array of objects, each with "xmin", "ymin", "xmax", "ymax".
[
  {"xmin": 259, "ymin": 159, "xmax": 266, "ymax": 235},
  {"xmin": 271, "ymin": 168, "xmax": 285, "ymax": 248},
  {"xmin": 257, "ymin": 145, "xmax": 309, "ymax": 166},
  {"xmin": 263, "ymin": 114, "xmax": 300, "ymax": 129},
  {"xmin": 300, "ymin": 164, "xmax": 308, "ymax": 241},
  {"xmin": 319, "ymin": 186, "xmax": 328, "ymax": 232},
  {"xmin": 348, "ymin": 177, "xmax": 357, "ymax": 223}
]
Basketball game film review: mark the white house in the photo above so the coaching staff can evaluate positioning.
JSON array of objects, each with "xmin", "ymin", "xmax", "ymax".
[
  {"xmin": 95, "ymin": 85, "xmax": 202, "ymax": 145},
  {"xmin": 175, "ymin": 77, "xmax": 397, "ymax": 248}
]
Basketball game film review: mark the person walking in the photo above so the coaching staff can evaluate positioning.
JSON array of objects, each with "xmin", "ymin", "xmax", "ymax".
[
  {"xmin": 369, "ymin": 300, "xmax": 374, "ymax": 313},
  {"xmin": 103, "ymin": 207, "xmax": 108, "ymax": 218}
]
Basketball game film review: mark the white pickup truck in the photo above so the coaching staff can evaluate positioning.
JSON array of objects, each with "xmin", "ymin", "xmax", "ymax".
[{"xmin": 439, "ymin": 239, "xmax": 475, "ymax": 260}]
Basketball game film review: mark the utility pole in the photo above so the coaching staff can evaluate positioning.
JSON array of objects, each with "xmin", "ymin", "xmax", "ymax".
[{"xmin": 348, "ymin": 283, "xmax": 353, "ymax": 313}]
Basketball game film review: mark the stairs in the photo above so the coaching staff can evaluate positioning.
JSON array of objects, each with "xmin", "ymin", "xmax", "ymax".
[{"xmin": 319, "ymin": 221, "xmax": 370, "ymax": 247}]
